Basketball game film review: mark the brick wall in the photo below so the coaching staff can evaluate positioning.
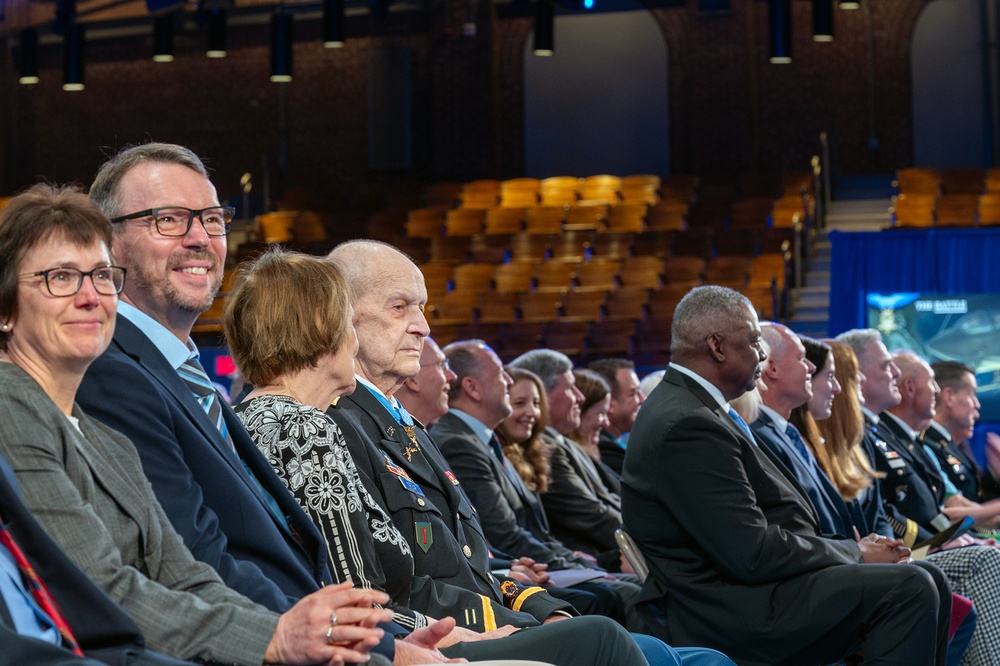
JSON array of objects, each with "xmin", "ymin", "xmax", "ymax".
[{"xmin": 0, "ymin": 0, "xmax": 928, "ymax": 205}]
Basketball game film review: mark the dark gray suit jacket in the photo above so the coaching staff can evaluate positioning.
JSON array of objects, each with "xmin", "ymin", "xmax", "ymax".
[
  {"xmin": 432, "ymin": 411, "xmax": 577, "ymax": 568},
  {"xmin": 540, "ymin": 428, "xmax": 622, "ymax": 556},
  {"xmin": 622, "ymin": 367, "xmax": 874, "ymax": 663},
  {"xmin": 0, "ymin": 363, "xmax": 277, "ymax": 665}
]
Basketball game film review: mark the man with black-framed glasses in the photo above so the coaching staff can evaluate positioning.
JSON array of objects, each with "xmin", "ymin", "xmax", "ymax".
[{"xmin": 75, "ymin": 143, "xmax": 437, "ymax": 663}]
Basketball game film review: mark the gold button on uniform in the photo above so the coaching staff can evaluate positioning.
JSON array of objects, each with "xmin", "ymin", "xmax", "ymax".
[
  {"xmin": 416, "ymin": 498, "xmax": 426, "ymax": 507},
  {"xmin": 463, "ymin": 545, "xmax": 472, "ymax": 557}
]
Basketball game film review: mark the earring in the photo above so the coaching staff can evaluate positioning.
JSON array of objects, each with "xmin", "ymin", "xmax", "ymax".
[{"xmin": 0, "ymin": 323, "xmax": 9, "ymax": 332}]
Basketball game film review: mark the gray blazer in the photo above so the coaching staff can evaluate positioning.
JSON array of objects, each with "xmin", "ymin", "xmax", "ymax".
[{"xmin": 0, "ymin": 363, "xmax": 277, "ymax": 665}]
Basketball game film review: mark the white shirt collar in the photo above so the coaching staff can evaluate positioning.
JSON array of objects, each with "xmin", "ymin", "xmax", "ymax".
[
  {"xmin": 928, "ymin": 420, "xmax": 952, "ymax": 442},
  {"xmin": 758, "ymin": 404, "xmax": 789, "ymax": 432},
  {"xmin": 669, "ymin": 362, "xmax": 730, "ymax": 411},
  {"xmin": 882, "ymin": 410, "xmax": 918, "ymax": 442},
  {"xmin": 355, "ymin": 374, "xmax": 401, "ymax": 408}
]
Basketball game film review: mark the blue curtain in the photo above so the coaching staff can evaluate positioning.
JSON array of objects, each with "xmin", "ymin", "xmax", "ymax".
[
  {"xmin": 829, "ymin": 228, "xmax": 1000, "ymax": 335},
  {"xmin": 829, "ymin": 227, "xmax": 1000, "ymax": 464}
]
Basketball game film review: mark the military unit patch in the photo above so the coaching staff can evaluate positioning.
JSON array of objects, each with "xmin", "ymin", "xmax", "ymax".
[{"xmin": 415, "ymin": 521, "xmax": 433, "ymax": 552}]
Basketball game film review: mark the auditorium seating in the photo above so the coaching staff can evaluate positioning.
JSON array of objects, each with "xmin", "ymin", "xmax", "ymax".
[{"xmin": 223, "ymin": 170, "xmax": 815, "ymax": 349}]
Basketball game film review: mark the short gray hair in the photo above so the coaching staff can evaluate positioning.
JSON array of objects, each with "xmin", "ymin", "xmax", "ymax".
[
  {"xmin": 670, "ymin": 285, "xmax": 753, "ymax": 359},
  {"xmin": 835, "ymin": 328, "xmax": 883, "ymax": 359},
  {"xmin": 509, "ymin": 349, "xmax": 573, "ymax": 392},
  {"xmin": 90, "ymin": 142, "xmax": 209, "ymax": 221}
]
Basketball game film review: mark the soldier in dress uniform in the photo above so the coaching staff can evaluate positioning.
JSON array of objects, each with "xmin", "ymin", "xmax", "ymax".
[{"xmin": 926, "ymin": 361, "xmax": 1000, "ymax": 503}]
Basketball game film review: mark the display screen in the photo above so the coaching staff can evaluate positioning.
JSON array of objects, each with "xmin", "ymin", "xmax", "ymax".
[{"xmin": 867, "ymin": 293, "xmax": 1000, "ymax": 421}]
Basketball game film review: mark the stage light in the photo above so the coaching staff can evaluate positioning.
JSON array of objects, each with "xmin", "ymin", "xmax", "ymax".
[
  {"xmin": 207, "ymin": 10, "xmax": 227, "ymax": 58},
  {"xmin": 768, "ymin": 0, "xmax": 792, "ymax": 64},
  {"xmin": 812, "ymin": 0, "xmax": 833, "ymax": 42},
  {"xmin": 323, "ymin": 0, "xmax": 345, "ymax": 48},
  {"xmin": 270, "ymin": 11, "xmax": 293, "ymax": 82},
  {"xmin": 533, "ymin": 0, "xmax": 554, "ymax": 56},
  {"xmin": 153, "ymin": 13, "xmax": 175, "ymax": 62},
  {"xmin": 63, "ymin": 23, "xmax": 85, "ymax": 91},
  {"xmin": 18, "ymin": 28, "xmax": 39, "ymax": 84}
]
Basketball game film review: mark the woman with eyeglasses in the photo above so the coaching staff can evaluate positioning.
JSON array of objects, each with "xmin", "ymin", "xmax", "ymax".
[{"xmin": 0, "ymin": 184, "xmax": 398, "ymax": 666}]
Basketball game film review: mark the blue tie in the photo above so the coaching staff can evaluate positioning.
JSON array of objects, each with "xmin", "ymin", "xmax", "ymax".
[
  {"xmin": 785, "ymin": 423, "xmax": 814, "ymax": 465},
  {"xmin": 178, "ymin": 354, "xmax": 233, "ymax": 450},
  {"xmin": 728, "ymin": 407, "xmax": 755, "ymax": 442},
  {"xmin": 179, "ymin": 354, "xmax": 288, "ymax": 530}
]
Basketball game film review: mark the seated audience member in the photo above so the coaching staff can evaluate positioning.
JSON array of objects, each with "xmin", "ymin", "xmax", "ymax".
[
  {"xmin": 796, "ymin": 338, "xmax": 1000, "ymax": 665},
  {"xmin": 225, "ymin": 247, "xmax": 659, "ymax": 665},
  {"xmin": 567, "ymin": 369, "xmax": 623, "ymax": 496},
  {"xmin": 586, "ymin": 359, "xmax": 646, "ymax": 475},
  {"xmin": 0, "ymin": 184, "xmax": 397, "ymax": 665},
  {"xmin": 78, "ymin": 142, "xmax": 334, "ymax": 613},
  {"xmin": 753, "ymin": 323, "xmax": 853, "ymax": 536},
  {"xmin": 757, "ymin": 329, "xmax": 975, "ymax": 665},
  {"xmin": 508, "ymin": 351, "xmax": 624, "ymax": 567},
  {"xmin": 638, "ymin": 370, "xmax": 664, "ymax": 400},
  {"xmin": 623, "ymin": 285, "xmax": 949, "ymax": 665},
  {"xmin": 497, "ymin": 368, "xmax": 557, "ymax": 498},
  {"xmin": 926, "ymin": 361, "xmax": 1000, "ymax": 502},
  {"xmin": 438, "ymin": 354, "xmax": 591, "ymax": 570},
  {"xmin": 323, "ymin": 240, "xmax": 664, "ymax": 665},
  {"xmin": 0, "ymin": 450, "xmax": 195, "ymax": 666}
]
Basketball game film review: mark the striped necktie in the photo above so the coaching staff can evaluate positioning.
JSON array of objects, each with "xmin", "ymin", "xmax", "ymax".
[
  {"xmin": 178, "ymin": 355, "xmax": 233, "ymax": 449},
  {"xmin": 0, "ymin": 520, "xmax": 84, "ymax": 656}
]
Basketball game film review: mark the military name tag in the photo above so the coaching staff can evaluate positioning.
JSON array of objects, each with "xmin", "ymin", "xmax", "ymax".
[
  {"xmin": 415, "ymin": 521, "xmax": 433, "ymax": 552},
  {"xmin": 888, "ymin": 458, "xmax": 906, "ymax": 469},
  {"xmin": 398, "ymin": 475, "xmax": 425, "ymax": 496}
]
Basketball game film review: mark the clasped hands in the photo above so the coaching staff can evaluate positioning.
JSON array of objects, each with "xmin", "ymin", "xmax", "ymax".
[{"xmin": 854, "ymin": 528, "xmax": 912, "ymax": 564}]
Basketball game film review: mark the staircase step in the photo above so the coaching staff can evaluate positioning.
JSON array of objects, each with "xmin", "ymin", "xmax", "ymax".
[
  {"xmin": 809, "ymin": 259, "xmax": 831, "ymax": 273},
  {"xmin": 804, "ymin": 271, "xmax": 831, "ymax": 288}
]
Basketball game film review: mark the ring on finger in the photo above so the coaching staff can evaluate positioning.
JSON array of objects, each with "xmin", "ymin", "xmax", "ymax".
[
  {"xmin": 331, "ymin": 610, "xmax": 339, "ymax": 626},
  {"xmin": 326, "ymin": 625, "xmax": 335, "ymax": 645}
]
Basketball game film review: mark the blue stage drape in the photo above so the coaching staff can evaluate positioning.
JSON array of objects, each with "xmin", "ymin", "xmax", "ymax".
[
  {"xmin": 829, "ymin": 228, "xmax": 1000, "ymax": 336},
  {"xmin": 829, "ymin": 227, "xmax": 1000, "ymax": 464}
]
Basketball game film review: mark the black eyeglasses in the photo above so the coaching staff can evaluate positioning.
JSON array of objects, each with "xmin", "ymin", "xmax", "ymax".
[
  {"xmin": 19, "ymin": 266, "xmax": 127, "ymax": 297},
  {"xmin": 111, "ymin": 206, "xmax": 234, "ymax": 237}
]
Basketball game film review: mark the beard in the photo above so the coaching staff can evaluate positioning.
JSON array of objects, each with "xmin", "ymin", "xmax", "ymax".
[{"xmin": 120, "ymin": 243, "xmax": 222, "ymax": 315}]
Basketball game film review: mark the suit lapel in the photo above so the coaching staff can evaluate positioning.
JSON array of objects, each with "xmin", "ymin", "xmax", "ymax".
[
  {"xmin": 665, "ymin": 368, "xmax": 758, "ymax": 446},
  {"xmin": 113, "ymin": 317, "xmax": 239, "ymax": 466},
  {"xmin": 752, "ymin": 413, "xmax": 826, "ymax": 528},
  {"xmin": 112, "ymin": 316, "xmax": 295, "ymax": 540},
  {"xmin": 68, "ymin": 411, "xmax": 153, "ymax": 541}
]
